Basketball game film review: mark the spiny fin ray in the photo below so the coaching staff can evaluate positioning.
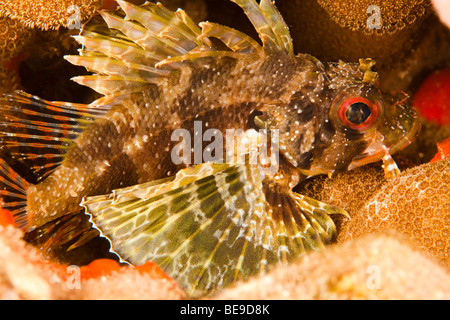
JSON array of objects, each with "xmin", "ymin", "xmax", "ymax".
[
  {"xmin": 231, "ymin": 0, "xmax": 294, "ymax": 55},
  {"xmin": 84, "ymin": 161, "xmax": 341, "ymax": 297},
  {"xmin": 68, "ymin": 0, "xmax": 294, "ymax": 98},
  {"xmin": 0, "ymin": 92, "xmax": 109, "ymax": 182},
  {"xmin": 199, "ymin": 22, "xmax": 262, "ymax": 54},
  {"xmin": 0, "ymin": 159, "xmax": 30, "ymax": 229}
]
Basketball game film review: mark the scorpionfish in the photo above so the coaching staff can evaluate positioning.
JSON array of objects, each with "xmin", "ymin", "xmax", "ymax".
[{"xmin": 0, "ymin": 0, "xmax": 419, "ymax": 297}]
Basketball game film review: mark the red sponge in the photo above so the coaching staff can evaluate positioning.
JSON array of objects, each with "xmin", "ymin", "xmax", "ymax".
[
  {"xmin": 430, "ymin": 137, "xmax": 450, "ymax": 163},
  {"xmin": 413, "ymin": 69, "xmax": 450, "ymax": 126},
  {"xmin": 0, "ymin": 208, "xmax": 15, "ymax": 227}
]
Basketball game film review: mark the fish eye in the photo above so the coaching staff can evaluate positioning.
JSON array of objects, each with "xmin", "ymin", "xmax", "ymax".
[
  {"xmin": 346, "ymin": 102, "xmax": 371, "ymax": 124},
  {"xmin": 338, "ymin": 97, "xmax": 380, "ymax": 130}
]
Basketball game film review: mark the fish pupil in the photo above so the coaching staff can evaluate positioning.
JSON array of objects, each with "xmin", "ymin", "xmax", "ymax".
[{"xmin": 346, "ymin": 102, "xmax": 371, "ymax": 124}]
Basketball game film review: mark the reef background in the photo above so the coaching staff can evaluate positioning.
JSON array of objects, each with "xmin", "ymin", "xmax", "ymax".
[{"xmin": 0, "ymin": 0, "xmax": 449, "ymax": 299}]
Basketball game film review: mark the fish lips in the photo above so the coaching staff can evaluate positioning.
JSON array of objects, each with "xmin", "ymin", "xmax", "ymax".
[{"xmin": 348, "ymin": 117, "xmax": 421, "ymax": 171}]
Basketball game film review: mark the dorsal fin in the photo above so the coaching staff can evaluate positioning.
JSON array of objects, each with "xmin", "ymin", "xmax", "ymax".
[
  {"xmin": 231, "ymin": 0, "xmax": 294, "ymax": 55},
  {"xmin": 66, "ymin": 0, "xmax": 294, "ymax": 104}
]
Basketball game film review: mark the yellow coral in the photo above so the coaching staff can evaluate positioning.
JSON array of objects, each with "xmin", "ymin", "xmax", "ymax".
[
  {"xmin": 298, "ymin": 153, "xmax": 450, "ymax": 268},
  {"xmin": 0, "ymin": 17, "xmax": 33, "ymax": 64},
  {"xmin": 213, "ymin": 233, "xmax": 450, "ymax": 299},
  {"xmin": 276, "ymin": 0, "xmax": 450, "ymax": 93},
  {"xmin": 336, "ymin": 159, "xmax": 449, "ymax": 267},
  {"xmin": 297, "ymin": 164, "xmax": 387, "ymax": 232},
  {"xmin": 317, "ymin": 0, "xmax": 432, "ymax": 33},
  {"xmin": 0, "ymin": 0, "xmax": 102, "ymax": 30}
]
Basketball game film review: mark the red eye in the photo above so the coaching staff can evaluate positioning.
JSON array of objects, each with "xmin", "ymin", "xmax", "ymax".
[{"xmin": 338, "ymin": 97, "xmax": 380, "ymax": 130}]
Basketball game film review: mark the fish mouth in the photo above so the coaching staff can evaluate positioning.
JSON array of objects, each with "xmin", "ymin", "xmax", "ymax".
[{"xmin": 348, "ymin": 118, "xmax": 421, "ymax": 171}]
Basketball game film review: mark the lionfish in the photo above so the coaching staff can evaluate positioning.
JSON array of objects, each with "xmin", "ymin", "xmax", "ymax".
[{"xmin": 0, "ymin": 0, "xmax": 419, "ymax": 297}]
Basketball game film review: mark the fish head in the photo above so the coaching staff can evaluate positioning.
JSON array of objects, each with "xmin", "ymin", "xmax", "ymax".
[
  {"xmin": 255, "ymin": 58, "xmax": 420, "ymax": 177},
  {"xmin": 344, "ymin": 88, "xmax": 420, "ymax": 172}
]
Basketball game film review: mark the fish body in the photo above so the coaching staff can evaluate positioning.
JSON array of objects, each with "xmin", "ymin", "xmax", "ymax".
[
  {"xmin": 0, "ymin": 0, "xmax": 419, "ymax": 296},
  {"xmin": 28, "ymin": 53, "xmax": 322, "ymax": 225}
]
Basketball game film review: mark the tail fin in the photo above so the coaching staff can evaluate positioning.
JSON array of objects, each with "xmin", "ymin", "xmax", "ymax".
[
  {"xmin": 0, "ymin": 158, "xmax": 30, "ymax": 229},
  {"xmin": 24, "ymin": 209, "xmax": 100, "ymax": 256},
  {"xmin": 0, "ymin": 157, "xmax": 100, "ymax": 252}
]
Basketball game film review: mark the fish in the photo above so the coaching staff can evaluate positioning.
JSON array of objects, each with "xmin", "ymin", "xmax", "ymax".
[{"xmin": 0, "ymin": 0, "xmax": 420, "ymax": 297}]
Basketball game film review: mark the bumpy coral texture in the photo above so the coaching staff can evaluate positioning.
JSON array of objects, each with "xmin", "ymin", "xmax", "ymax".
[
  {"xmin": 299, "ymin": 158, "xmax": 450, "ymax": 268},
  {"xmin": 276, "ymin": 0, "xmax": 450, "ymax": 94},
  {"xmin": 338, "ymin": 159, "xmax": 450, "ymax": 267},
  {"xmin": 0, "ymin": 225, "xmax": 185, "ymax": 299},
  {"xmin": 0, "ymin": 0, "xmax": 207, "ymax": 103},
  {"xmin": 297, "ymin": 164, "xmax": 387, "ymax": 232},
  {"xmin": 0, "ymin": 17, "xmax": 33, "ymax": 64},
  {"xmin": 317, "ymin": 0, "xmax": 432, "ymax": 33},
  {"xmin": 3, "ymin": 223, "xmax": 449, "ymax": 299},
  {"xmin": 212, "ymin": 233, "xmax": 450, "ymax": 300},
  {"xmin": 0, "ymin": 0, "xmax": 102, "ymax": 30}
]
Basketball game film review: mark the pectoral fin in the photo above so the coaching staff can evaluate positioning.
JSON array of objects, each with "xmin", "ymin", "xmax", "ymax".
[{"xmin": 83, "ymin": 160, "xmax": 346, "ymax": 297}]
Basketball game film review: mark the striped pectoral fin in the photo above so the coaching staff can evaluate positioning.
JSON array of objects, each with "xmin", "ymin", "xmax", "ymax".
[
  {"xmin": 0, "ymin": 158, "xmax": 30, "ymax": 229},
  {"xmin": 83, "ymin": 161, "xmax": 345, "ymax": 297},
  {"xmin": 260, "ymin": 181, "xmax": 347, "ymax": 264},
  {"xmin": 288, "ymin": 191, "xmax": 349, "ymax": 246},
  {"xmin": 83, "ymin": 162, "xmax": 271, "ymax": 297},
  {"xmin": 0, "ymin": 92, "xmax": 110, "ymax": 182}
]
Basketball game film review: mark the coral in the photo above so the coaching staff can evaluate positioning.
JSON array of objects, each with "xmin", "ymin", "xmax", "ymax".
[
  {"xmin": 0, "ymin": 66, "xmax": 21, "ymax": 96},
  {"xmin": 336, "ymin": 159, "xmax": 450, "ymax": 267},
  {"xmin": 0, "ymin": 0, "xmax": 98, "ymax": 101},
  {"xmin": 212, "ymin": 233, "xmax": 450, "ymax": 300},
  {"xmin": 0, "ymin": 225, "xmax": 185, "ymax": 299},
  {"xmin": 0, "ymin": 0, "xmax": 448, "ymax": 300},
  {"xmin": 276, "ymin": 0, "xmax": 450, "ymax": 93},
  {"xmin": 0, "ymin": 0, "xmax": 206, "ymax": 31},
  {"xmin": 299, "ymin": 152, "xmax": 450, "ymax": 268},
  {"xmin": 0, "ymin": 0, "xmax": 207, "ymax": 101},
  {"xmin": 316, "ymin": 0, "xmax": 432, "ymax": 34},
  {"xmin": 0, "ymin": 0, "xmax": 102, "ymax": 30},
  {"xmin": 297, "ymin": 164, "xmax": 387, "ymax": 233},
  {"xmin": 0, "ymin": 17, "xmax": 33, "ymax": 65},
  {"xmin": 300, "ymin": 157, "xmax": 450, "ymax": 268}
]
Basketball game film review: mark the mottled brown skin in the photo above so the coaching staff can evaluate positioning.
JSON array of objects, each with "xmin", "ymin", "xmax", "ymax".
[
  {"xmin": 25, "ymin": 46, "xmax": 416, "ymax": 234},
  {"xmin": 27, "ymin": 53, "xmax": 322, "ymax": 227}
]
